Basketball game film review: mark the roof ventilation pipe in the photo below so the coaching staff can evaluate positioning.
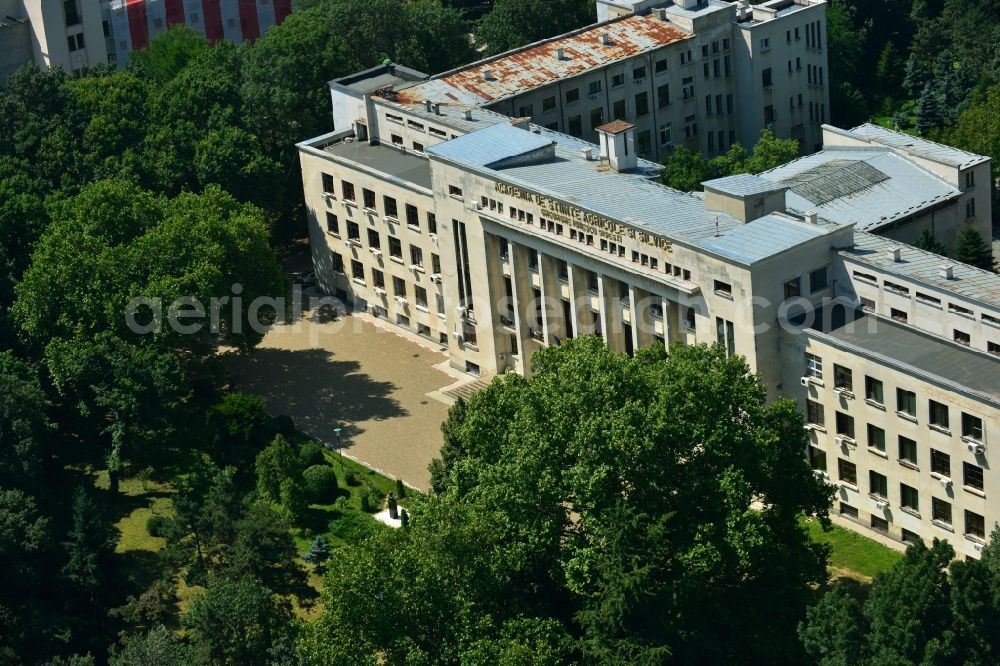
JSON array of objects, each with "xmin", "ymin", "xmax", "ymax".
[
  {"xmin": 482, "ymin": 69, "xmax": 493, "ymax": 81},
  {"xmin": 804, "ymin": 211, "xmax": 818, "ymax": 225},
  {"xmin": 939, "ymin": 264, "xmax": 954, "ymax": 280},
  {"xmin": 463, "ymin": 109, "xmax": 473, "ymax": 120},
  {"xmin": 889, "ymin": 246, "xmax": 902, "ymax": 262}
]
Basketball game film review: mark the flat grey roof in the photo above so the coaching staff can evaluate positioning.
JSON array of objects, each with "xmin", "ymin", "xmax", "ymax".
[
  {"xmin": 323, "ymin": 140, "xmax": 433, "ymax": 190},
  {"xmin": 331, "ymin": 64, "xmax": 428, "ymax": 95},
  {"xmin": 429, "ymin": 122, "xmax": 840, "ymax": 263},
  {"xmin": 847, "ymin": 123, "xmax": 989, "ymax": 169},
  {"xmin": 703, "ymin": 173, "xmax": 786, "ymax": 197},
  {"xmin": 846, "ymin": 232, "xmax": 1000, "ymax": 309},
  {"xmin": 802, "ymin": 307, "xmax": 1000, "ymax": 403},
  {"xmin": 759, "ymin": 146, "xmax": 960, "ymax": 231}
]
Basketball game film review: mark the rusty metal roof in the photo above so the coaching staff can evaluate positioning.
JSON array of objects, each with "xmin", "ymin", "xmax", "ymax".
[
  {"xmin": 595, "ymin": 119, "xmax": 635, "ymax": 134},
  {"xmin": 398, "ymin": 14, "xmax": 689, "ymax": 106}
]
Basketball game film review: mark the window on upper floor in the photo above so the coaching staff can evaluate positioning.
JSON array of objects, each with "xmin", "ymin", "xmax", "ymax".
[
  {"xmin": 804, "ymin": 352, "xmax": 823, "ymax": 380},
  {"xmin": 897, "ymin": 389, "xmax": 917, "ymax": 418},
  {"xmin": 362, "ymin": 188, "xmax": 375, "ymax": 210},
  {"xmin": 322, "ymin": 173, "xmax": 335, "ymax": 194},
  {"xmin": 931, "ymin": 448, "xmax": 951, "ymax": 477},
  {"xmin": 962, "ymin": 413, "xmax": 984, "ymax": 442},
  {"xmin": 899, "ymin": 436, "xmax": 918, "ymax": 466},
  {"xmin": 810, "ymin": 266, "xmax": 828, "ymax": 292},
  {"xmin": 929, "ymin": 400, "xmax": 950, "ymax": 430},
  {"xmin": 833, "ymin": 365, "xmax": 852, "ymax": 392},
  {"xmin": 865, "ymin": 376, "xmax": 883, "ymax": 404}
]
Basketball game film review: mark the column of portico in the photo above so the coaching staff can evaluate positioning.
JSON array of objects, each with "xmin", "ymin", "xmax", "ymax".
[
  {"xmin": 597, "ymin": 274, "xmax": 626, "ymax": 353},
  {"xmin": 627, "ymin": 284, "xmax": 647, "ymax": 351},
  {"xmin": 483, "ymin": 232, "xmax": 516, "ymax": 373},
  {"xmin": 539, "ymin": 253, "xmax": 568, "ymax": 345},
  {"xmin": 569, "ymin": 264, "xmax": 593, "ymax": 336},
  {"xmin": 508, "ymin": 241, "xmax": 539, "ymax": 374}
]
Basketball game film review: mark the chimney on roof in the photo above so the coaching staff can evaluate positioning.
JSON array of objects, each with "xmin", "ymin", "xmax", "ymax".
[
  {"xmin": 556, "ymin": 46, "xmax": 565, "ymax": 60},
  {"xmin": 889, "ymin": 246, "xmax": 902, "ymax": 262},
  {"xmin": 939, "ymin": 264, "xmax": 955, "ymax": 280},
  {"xmin": 804, "ymin": 211, "xmax": 818, "ymax": 225},
  {"xmin": 482, "ymin": 69, "xmax": 493, "ymax": 81},
  {"xmin": 657, "ymin": 8, "xmax": 669, "ymax": 20},
  {"xmin": 600, "ymin": 33, "xmax": 611, "ymax": 46},
  {"xmin": 463, "ymin": 109, "xmax": 473, "ymax": 120},
  {"xmin": 433, "ymin": 102, "xmax": 441, "ymax": 115},
  {"xmin": 581, "ymin": 147, "xmax": 594, "ymax": 161},
  {"xmin": 596, "ymin": 121, "xmax": 637, "ymax": 173},
  {"xmin": 510, "ymin": 117, "xmax": 531, "ymax": 130},
  {"xmin": 424, "ymin": 100, "xmax": 432, "ymax": 112}
]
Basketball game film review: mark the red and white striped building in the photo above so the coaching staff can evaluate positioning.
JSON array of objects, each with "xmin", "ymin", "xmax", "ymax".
[{"xmin": 105, "ymin": 0, "xmax": 292, "ymax": 65}]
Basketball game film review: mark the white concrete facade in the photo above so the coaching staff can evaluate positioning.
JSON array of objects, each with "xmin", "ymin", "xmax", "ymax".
[{"xmin": 2, "ymin": 0, "xmax": 107, "ymax": 80}]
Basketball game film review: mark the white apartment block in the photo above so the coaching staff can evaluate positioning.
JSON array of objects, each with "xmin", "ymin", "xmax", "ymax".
[
  {"xmin": 342, "ymin": 0, "xmax": 829, "ymax": 163},
  {"xmin": 0, "ymin": 0, "xmax": 106, "ymax": 79},
  {"xmin": 298, "ymin": 54, "xmax": 997, "ymax": 556}
]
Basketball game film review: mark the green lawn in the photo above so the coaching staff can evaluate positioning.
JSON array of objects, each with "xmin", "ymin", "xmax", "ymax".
[{"xmin": 803, "ymin": 516, "xmax": 903, "ymax": 581}]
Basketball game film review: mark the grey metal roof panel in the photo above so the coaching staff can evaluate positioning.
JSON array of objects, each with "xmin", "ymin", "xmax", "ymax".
[
  {"xmin": 427, "ymin": 122, "xmax": 555, "ymax": 167},
  {"xmin": 848, "ymin": 123, "xmax": 989, "ymax": 169},
  {"xmin": 812, "ymin": 310, "xmax": 1000, "ymax": 403},
  {"xmin": 695, "ymin": 213, "xmax": 828, "ymax": 263},
  {"xmin": 845, "ymin": 232, "xmax": 1000, "ymax": 308},
  {"xmin": 323, "ymin": 140, "xmax": 433, "ymax": 190},
  {"xmin": 429, "ymin": 123, "xmax": 836, "ymax": 263},
  {"xmin": 759, "ymin": 148, "xmax": 961, "ymax": 231},
  {"xmin": 703, "ymin": 173, "xmax": 787, "ymax": 197}
]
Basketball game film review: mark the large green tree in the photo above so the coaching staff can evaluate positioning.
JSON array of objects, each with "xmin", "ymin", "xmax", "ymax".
[
  {"xmin": 476, "ymin": 0, "xmax": 593, "ymax": 57},
  {"xmin": 954, "ymin": 227, "xmax": 995, "ymax": 271},
  {"xmin": 305, "ymin": 339, "xmax": 831, "ymax": 663}
]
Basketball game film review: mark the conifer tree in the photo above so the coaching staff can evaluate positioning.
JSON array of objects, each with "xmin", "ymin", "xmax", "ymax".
[{"xmin": 954, "ymin": 227, "xmax": 995, "ymax": 271}]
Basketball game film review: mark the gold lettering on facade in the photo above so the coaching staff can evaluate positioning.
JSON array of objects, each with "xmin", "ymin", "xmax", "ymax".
[{"xmin": 494, "ymin": 180, "xmax": 673, "ymax": 251}]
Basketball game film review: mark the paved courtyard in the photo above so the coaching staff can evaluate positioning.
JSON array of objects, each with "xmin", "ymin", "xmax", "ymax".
[{"xmin": 224, "ymin": 302, "xmax": 466, "ymax": 490}]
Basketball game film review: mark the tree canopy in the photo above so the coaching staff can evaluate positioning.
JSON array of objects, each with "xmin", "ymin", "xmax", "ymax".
[
  {"xmin": 661, "ymin": 129, "xmax": 800, "ymax": 191},
  {"xmin": 303, "ymin": 339, "xmax": 831, "ymax": 663}
]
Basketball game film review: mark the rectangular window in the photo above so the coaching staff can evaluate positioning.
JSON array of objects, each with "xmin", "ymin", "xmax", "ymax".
[
  {"xmin": 410, "ymin": 245, "xmax": 423, "ymax": 268},
  {"xmin": 659, "ymin": 123, "xmax": 672, "ymax": 145},
  {"xmin": 840, "ymin": 503, "xmax": 858, "ymax": 518},
  {"xmin": 657, "ymin": 84, "xmax": 670, "ymax": 109},
  {"xmin": 867, "ymin": 424, "xmax": 886, "ymax": 452},
  {"xmin": 383, "ymin": 196, "xmax": 398, "ymax": 219},
  {"xmin": 322, "ymin": 173, "xmax": 335, "ymax": 194},
  {"xmin": 392, "ymin": 276, "xmax": 406, "ymax": 296},
  {"xmin": 542, "ymin": 96, "xmax": 556, "ymax": 112},
  {"xmin": 714, "ymin": 280, "xmax": 732, "ymax": 296},
  {"xmin": 964, "ymin": 462, "xmax": 984, "ymax": 491},
  {"xmin": 351, "ymin": 260, "xmax": 365, "ymax": 281},
  {"xmin": 810, "ymin": 267, "xmax": 828, "ymax": 292},
  {"xmin": 899, "ymin": 436, "xmax": 918, "ymax": 466},
  {"xmin": 655, "ymin": 58, "xmax": 667, "ymax": 73},
  {"xmin": 962, "ymin": 413, "xmax": 984, "ymax": 442},
  {"xmin": 325, "ymin": 212, "xmax": 339, "ymax": 235},
  {"xmin": 833, "ymin": 365, "xmax": 853, "ymax": 392},
  {"xmin": 414, "ymin": 286, "xmax": 427, "ymax": 309},
  {"xmin": 633, "ymin": 65, "xmax": 646, "ymax": 80},
  {"xmin": 389, "ymin": 237, "xmax": 402, "ymax": 259},
  {"xmin": 372, "ymin": 269, "xmax": 384, "ymax": 289},
  {"xmin": 762, "ymin": 67, "xmax": 772, "ymax": 88},
  {"xmin": 836, "ymin": 412, "xmax": 855, "ymax": 439},
  {"xmin": 613, "ymin": 99, "xmax": 626, "ymax": 120},
  {"xmin": 784, "ymin": 277, "xmax": 801, "ymax": 298},
  {"xmin": 808, "ymin": 445, "xmax": 827, "ymax": 471},
  {"xmin": 566, "ymin": 88, "xmax": 580, "ymax": 104},
  {"xmin": 869, "ymin": 471, "xmax": 887, "ymax": 498},
  {"xmin": 427, "ymin": 213, "xmax": 437, "ymax": 234},
  {"xmin": 865, "ymin": 376, "xmax": 883, "ymax": 404},
  {"xmin": 806, "ymin": 399, "xmax": 825, "ymax": 426},
  {"xmin": 966, "ymin": 511, "xmax": 985, "ymax": 539},
  {"xmin": 891, "ymin": 308, "xmax": 908, "ymax": 323},
  {"xmin": 804, "ymin": 352, "xmax": 823, "ymax": 380},
  {"xmin": 330, "ymin": 252, "xmax": 344, "ymax": 273},
  {"xmin": 900, "ymin": 483, "xmax": 919, "ymax": 513},
  {"xmin": 367, "ymin": 228, "xmax": 380, "ymax": 248},
  {"xmin": 871, "ymin": 515, "xmax": 889, "ymax": 532},
  {"xmin": 590, "ymin": 108, "xmax": 604, "ymax": 133},
  {"xmin": 342, "ymin": 181, "xmax": 355, "ymax": 202},
  {"xmin": 966, "ymin": 197, "xmax": 975, "ymax": 218},
  {"xmin": 588, "ymin": 80, "xmax": 602, "ymax": 95},
  {"xmin": 932, "ymin": 497, "xmax": 952, "ymax": 525},
  {"xmin": 838, "ymin": 458, "xmax": 857, "ymax": 486},
  {"xmin": 854, "ymin": 271, "xmax": 877, "ymax": 284},
  {"xmin": 635, "ymin": 92, "xmax": 649, "ymax": 117},
  {"xmin": 568, "ymin": 115, "xmax": 583, "ymax": 137},
  {"xmin": 406, "ymin": 204, "xmax": 419, "ymax": 228},
  {"xmin": 347, "ymin": 221, "xmax": 360, "ymax": 241},
  {"xmin": 448, "ymin": 185, "xmax": 462, "ymax": 198},
  {"xmin": 362, "ymin": 188, "xmax": 375, "ymax": 210},
  {"xmin": 954, "ymin": 329, "xmax": 971, "ymax": 346},
  {"xmin": 929, "ymin": 400, "xmax": 950, "ymax": 430},
  {"xmin": 931, "ymin": 449, "xmax": 951, "ymax": 478},
  {"xmin": 896, "ymin": 389, "xmax": 916, "ymax": 417},
  {"xmin": 611, "ymin": 73, "xmax": 624, "ymax": 87}
]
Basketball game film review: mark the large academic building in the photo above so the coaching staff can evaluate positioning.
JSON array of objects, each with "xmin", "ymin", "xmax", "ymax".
[{"xmin": 299, "ymin": 0, "xmax": 998, "ymax": 557}]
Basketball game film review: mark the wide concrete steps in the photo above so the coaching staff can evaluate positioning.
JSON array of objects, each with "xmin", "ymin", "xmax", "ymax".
[{"xmin": 441, "ymin": 376, "xmax": 494, "ymax": 403}]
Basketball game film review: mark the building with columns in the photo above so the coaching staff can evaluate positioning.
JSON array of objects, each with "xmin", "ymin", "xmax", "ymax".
[{"xmin": 299, "ymin": 9, "xmax": 997, "ymax": 557}]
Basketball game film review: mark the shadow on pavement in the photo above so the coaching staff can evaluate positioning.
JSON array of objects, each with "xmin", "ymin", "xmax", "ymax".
[{"xmin": 225, "ymin": 347, "xmax": 406, "ymax": 445}]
